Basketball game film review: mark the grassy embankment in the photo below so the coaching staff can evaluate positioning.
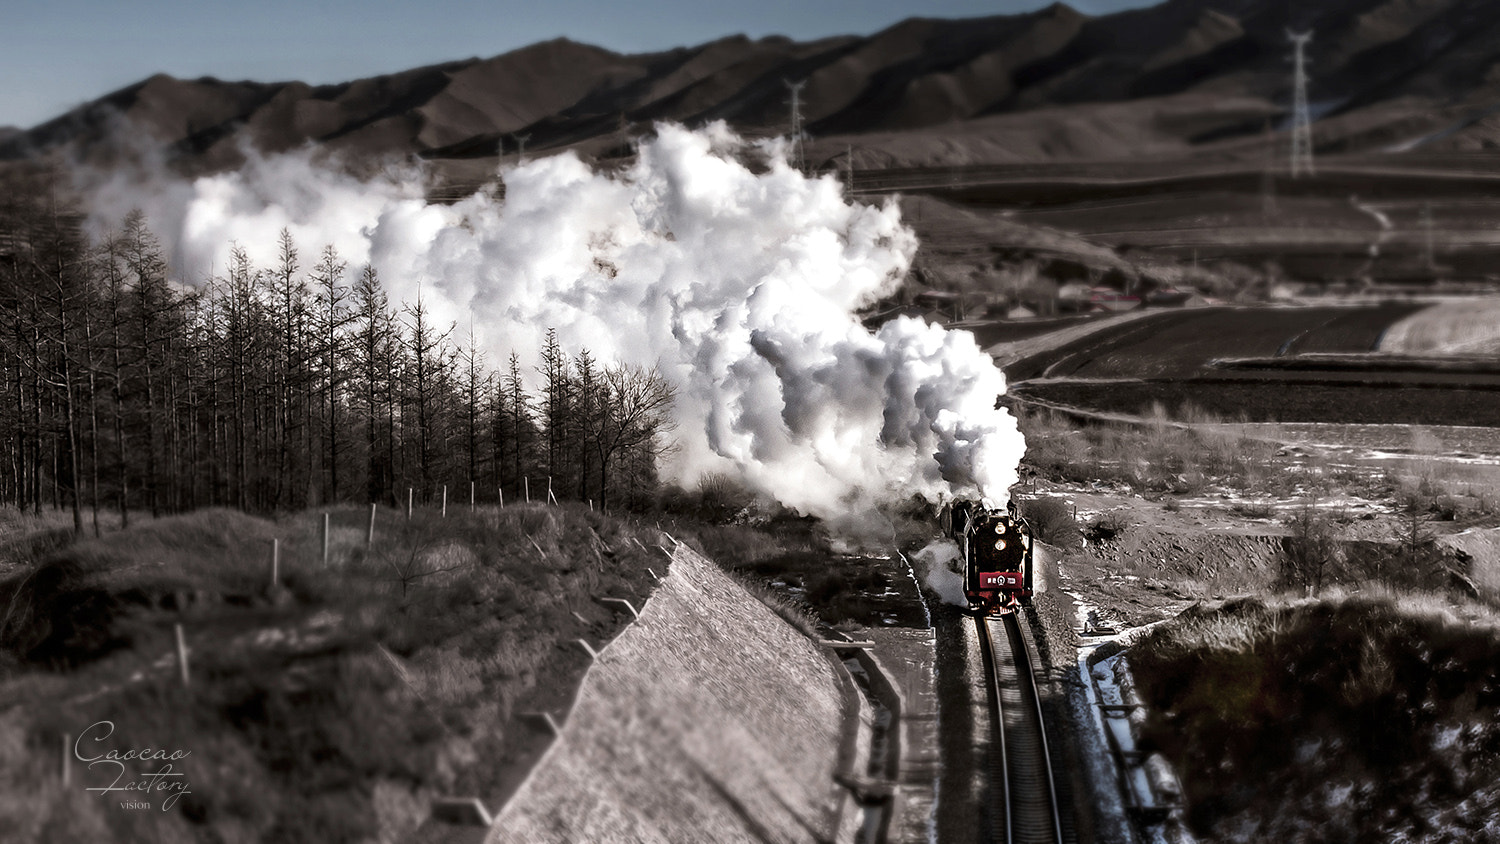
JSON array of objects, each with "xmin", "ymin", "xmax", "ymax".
[
  {"xmin": 0, "ymin": 503, "xmax": 668, "ymax": 843},
  {"xmin": 1131, "ymin": 593, "xmax": 1500, "ymax": 843}
]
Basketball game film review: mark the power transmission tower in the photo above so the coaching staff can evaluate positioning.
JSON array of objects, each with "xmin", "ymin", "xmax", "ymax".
[
  {"xmin": 511, "ymin": 133, "xmax": 531, "ymax": 163},
  {"xmin": 1288, "ymin": 30, "xmax": 1315, "ymax": 178},
  {"xmin": 785, "ymin": 79, "xmax": 806, "ymax": 173}
]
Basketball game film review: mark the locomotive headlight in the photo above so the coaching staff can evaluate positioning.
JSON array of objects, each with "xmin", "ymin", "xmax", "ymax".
[{"xmin": 994, "ymin": 539, "xmax": 1007, "ymax": 550}]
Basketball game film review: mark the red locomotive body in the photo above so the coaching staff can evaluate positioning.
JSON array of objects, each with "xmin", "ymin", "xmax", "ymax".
[{"xmin": 949, "ymin": 500, "xmax": 1034, "ymax": 614}]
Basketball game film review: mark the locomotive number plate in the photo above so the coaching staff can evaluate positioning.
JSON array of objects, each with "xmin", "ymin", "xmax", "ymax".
[{"xmin": 980, "ymin": 572, "xmax": 1021, "ymax": 589}]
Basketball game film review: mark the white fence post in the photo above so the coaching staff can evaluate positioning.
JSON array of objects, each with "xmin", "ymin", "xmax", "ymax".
[{"xmin": 174, "ymin": 623, "xmax": 190, "ymax": 687}]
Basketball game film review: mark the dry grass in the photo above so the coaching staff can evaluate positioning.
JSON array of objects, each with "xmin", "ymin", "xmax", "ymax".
[
  {"xmin": 1017, "ymin": 403, "xmax": 1280, "ymax": 496},
  {"xmin": 734, "ymin": 578, "xmax": 823, "ymax": 640},
  {"xmin": 1131, "ymin": 590, "xmax": 1500, "ymax": 843},
  {"xmin": 0, "ymin": 502, "xmax": 667, "ymax": 843}
]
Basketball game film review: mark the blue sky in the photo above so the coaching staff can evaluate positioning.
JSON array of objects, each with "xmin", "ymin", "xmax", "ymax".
[{"xmin": 3, "ymin": 0, "xmax": 1158, "ymax": 129}]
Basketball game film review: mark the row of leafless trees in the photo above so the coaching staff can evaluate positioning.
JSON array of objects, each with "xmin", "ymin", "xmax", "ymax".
[{"xmin": 0, "ymin": 173, "xmax": 675, "ymax": 533}]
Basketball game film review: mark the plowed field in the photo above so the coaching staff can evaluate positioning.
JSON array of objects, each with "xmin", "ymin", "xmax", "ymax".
[{"xmin": 1006, "ymin": 303, "xmax": 1427, "ymax": 381}]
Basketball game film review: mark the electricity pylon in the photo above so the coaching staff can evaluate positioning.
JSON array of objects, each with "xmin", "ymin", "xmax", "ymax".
[
  {"xmin": 511, "ymin": 133, "xmax": 531, "ymax": 163},
  {"xmin": 1288, "ymin": 30, "xmax": 1315, "ymax": 178},
  {"xmin": 785, "ymin": 79, "xmax": 807, "ymax": 173}
]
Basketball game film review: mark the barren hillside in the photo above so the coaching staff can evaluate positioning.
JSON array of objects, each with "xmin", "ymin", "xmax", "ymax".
[{"xmin": 6, "ymin": 0, "xmax": 1500, "ymax": 172}]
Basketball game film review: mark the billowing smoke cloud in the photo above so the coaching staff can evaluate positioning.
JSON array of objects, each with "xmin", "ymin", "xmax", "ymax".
[
  {"xmin": 913, "ymin": 539, "xmax": 967, "ymax": 606},
  {"xmin": 81, "ymin": 123, "xmax": 1024, "ymax": 530}
]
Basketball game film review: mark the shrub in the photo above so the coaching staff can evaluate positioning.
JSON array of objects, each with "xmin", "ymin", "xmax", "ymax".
[
  {"xmin": 695, "ymin": 472, "xmax": 755, "ymax": 521},
  {"xmin": 1085, "ymin": 511, "xmax": 1130, "ymax": 542},
  {"xmin": 1228, "ymin": 501, "xmax": 1275, "ymax": 520},
  {"xmin": 1020, "ymin": 497, "xmax": 1083, "ymax": 548},
  {"xmin": 1279, "ymin": 502, "xmax": 1341, "ymax": 595}
]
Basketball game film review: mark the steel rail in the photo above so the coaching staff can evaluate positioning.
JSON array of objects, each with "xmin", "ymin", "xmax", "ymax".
[{"xmin": 977, "ymin": 611, "xmax": 1064, "ymax": 844}]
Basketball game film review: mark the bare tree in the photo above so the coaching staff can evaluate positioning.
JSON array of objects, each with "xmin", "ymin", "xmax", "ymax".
[
  {"xmin": 100, "ymin": 233, "xmax": 130, "ymax": 525},
  {"xmin": 211, "ymin": 244, "xmax": 270, "ymax": 510},
  {"xmin": 351, "ymin": 264, "xmax": 395, "ymax": 503},
  {"xmin": 311, "ymin": 245, "xmax": 353, "ymax": 501},
  {"xmin": 267, "ymin": 228, "xmax": 309, "ymax": 509},
  {"xmin": 572, "ymin": 347, "xmax": 599, "ymax": 500},
  {"xmin": 26, "ymin": 196, "xmax": 89, "ymax": 532},
  {"xmin": 119, "ymin": 210, "xmax": 171, "ymax": 517},
  {"xmin": 1280, "ymin": 501, "xmax": 1340, "ymax": 595},
  {"xmin": 501, "ymin": 351, "xmax": 531, "ymax": 493},
  {"xmin": 459, "ymin": 325, "xmax": 488, "ymax": 496},
  {"xmin": 0, "ymin": 203, "xmax": 684, "ymax": 521},
  {"xmin": 594, "ymin": 362, "xmax": 675, "ymax": 510},
  {"xmin": 401, "ymin": 288, "xmax": 452, "ymax": 501},
  {"xmin": 539, "ymin": 328, "xmax": 570, "ymax": 491}
]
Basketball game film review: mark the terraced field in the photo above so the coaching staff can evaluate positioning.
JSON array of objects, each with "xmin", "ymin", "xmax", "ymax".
[
  {"xmin": 1001, "ymin": 302, "xmax": 1500, "ymax": 427},
  {"xmin": 1007, "ymin": 303, "xmax": 1426, "ymax": 380},
  {"xmin": 1013, "ymin": 379, "xmax": 1500, "ymax": 427}
]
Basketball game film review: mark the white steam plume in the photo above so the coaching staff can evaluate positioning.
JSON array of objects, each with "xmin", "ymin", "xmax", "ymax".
[
  {"xmin": 913, "ymin": 539, "xmax": 967, "ymax": 607},
  {"xmin": 82, "ymin": 123, "xmax": 1024, "ymax": 530}
]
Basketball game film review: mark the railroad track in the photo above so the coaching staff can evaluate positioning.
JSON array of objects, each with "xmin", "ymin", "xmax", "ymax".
[{"xmin": 977, "ymin": 611, "xmax": 1063, "ymax": 844}]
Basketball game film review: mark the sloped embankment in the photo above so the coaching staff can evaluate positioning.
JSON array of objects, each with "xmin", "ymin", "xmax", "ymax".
[
  {"xmin": 1130, "ymin": 595, "xmax": 1500, "ymax": 843},
  {"xmin": 486, "ymin": 541, "xmax": 846, "ymax": 844}
]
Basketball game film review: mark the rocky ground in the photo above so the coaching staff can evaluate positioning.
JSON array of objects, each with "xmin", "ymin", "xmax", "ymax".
[{"xmin": 1018, "ymin": 415, "xmax": 1500, "ymax": 843}]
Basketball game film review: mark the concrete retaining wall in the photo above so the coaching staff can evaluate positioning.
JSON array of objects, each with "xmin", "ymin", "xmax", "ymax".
[{"xmin": 484, "ymin": 542, "xmax": 847, "ymax": 844}]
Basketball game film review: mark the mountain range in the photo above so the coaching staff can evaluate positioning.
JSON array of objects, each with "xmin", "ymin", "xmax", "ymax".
[{"xmin": 5, "ymin": 0, "xmax": 1500, "ymax": 174}]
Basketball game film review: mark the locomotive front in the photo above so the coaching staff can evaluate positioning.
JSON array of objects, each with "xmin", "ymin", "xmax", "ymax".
[{"xmin": 953, "ymin": 502, "xmax": 1034, "ymax": 614}]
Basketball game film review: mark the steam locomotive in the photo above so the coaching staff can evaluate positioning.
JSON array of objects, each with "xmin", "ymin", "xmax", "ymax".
[{"xmin": 946, "ymin": 499, "xmax": 1034, "ymax": 615}]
